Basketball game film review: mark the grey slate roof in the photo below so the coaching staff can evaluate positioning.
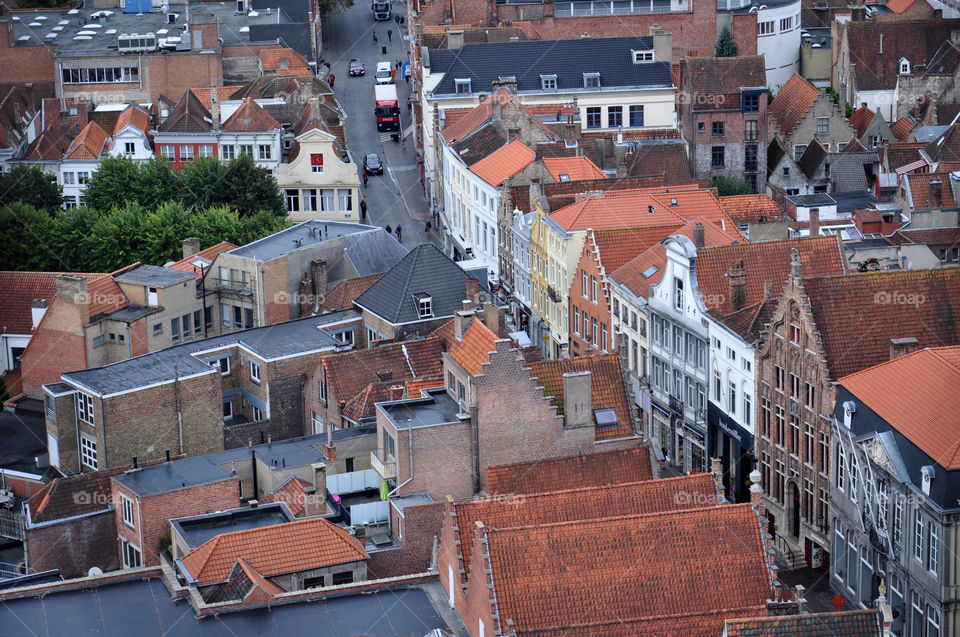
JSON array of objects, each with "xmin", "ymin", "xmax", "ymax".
[
  {"xmin": 114, "ymin": 265, "xmax": 195, "ymax": 287},
  {"xmin": 62, "ymin": 311, "xmax": 354, "ymax": 396},
  {"xmin": 829, "ymin": 151, "xmax": 878, "ymax": 192},
  {"xmin": 428, "ymin": 37, "xmax": 673, "ymax": 96},
  {"xmin": 249, "ymin": 24, "xmax": 311, "ymax": 59},
  {"xmin": 354, "ymin": 244, "xmax": 473, "ymax": 325}
]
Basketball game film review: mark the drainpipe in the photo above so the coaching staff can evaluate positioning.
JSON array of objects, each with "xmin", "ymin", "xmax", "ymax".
[
  {"xmin": 174, "ymin": 365, "xmax": 184, "ymax": 455},
  {"xmin": 125, "ymin": 322, "xmax": 133, "ymax": 359},
  {"xmin": 386, "ymin": 420, "xmax": 414, "ymax": 498},
  {"xmin": 250, "ymin": 448, "xmax": 258, "ymax": 501}
]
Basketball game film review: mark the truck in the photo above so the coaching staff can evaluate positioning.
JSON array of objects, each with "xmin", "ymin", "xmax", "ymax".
[
  {"xmin": 375, "ymin": 84, "xmax": 400, "ymax": 132},
  {"xmin": 371, "ymin": 0, "xmax": 390, "ymax": 20}
]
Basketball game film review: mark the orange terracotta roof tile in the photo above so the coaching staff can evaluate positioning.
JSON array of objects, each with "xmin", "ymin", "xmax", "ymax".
[
  {"xmin": 470, "ymin": 139, "xmax": 536, "ymax": 187},
  {"xmin": 63, "ymin": 120, "xmax": 109, "ymax": 161},
  {"xmin": 234, "ymin": 557, "xmax": 286, "ymax": 595},
  {"xmin": 725, "ymin": 608, "xmax": 882, "ymax": 636},
  {"xmin": 890, "ymin": 116, "xmax": 915, "ymax": 142},
  {"xmin": 179, "ymin": 517, "xmax": 367, "ymax": 585},
  {"xmin": 0, "ymin": 271, "xmax": 73, "ymax": 333},
  {"xmin": 448, "ymin": 319, "xmax": 500, "ymax": 376},
  {"xmin": 405, "ymin": 375, "xmax": 445, "ymax": 396},
  {"xmin": 318, "ymin": 272, "xmax": 383, "ymax": 313},
  {"xmin": 481, "ymin": 504, "xmax": 772, "ymax": 634},
  {"xmin": 531, "ymin": 606, "xmax": 768, "ymax": 637},
  {"xmin": 549, "ymin": 194, "xmax": 685, "ymax": 231},
  {"xmin": 259, "ymin": 47, "xmax": 312, "ymax": 75},
  {"xmin": 112, "ymin": 104, "xmax": 151, "ymax": 137},
  {"xmin": 696, "ymin": 236, "xmax": 847, "ymax": 314},
  {"xmin": 769, "ymin": 73, "xmax": 820, "ymax": 138},
  {"xmin": 441, "ymin": 97, "xmax": 495, "ymax": 144},
  {"xmin": 527, "ymin": 354, "xmax": 633, "ymax": 440},
  {"xmin": 802, "ymin": 268, "xmax": 960, "ymax": 379},
  {"xmin": 903, "ymin": 171, "xmax": 959, "ymax": 209},
  {"xmin": 27, "ymin": 469, "xmax": 123, "ymax": 523},
  {"xmin": 718, "ymin": 194, "xmax": 784, "ymax": 224},
  {"xmin": 486, "ymin": 447, "xmax": 652, "ymax": 496},
  {"xmin": 87, "ymin": 267, "xmax": 135, "ymax": 319},
  {"xmin": 167, "ymin": 242, "xmax": 238, "ymax": 280},
  {"xmin": 839, "ymin": 346, "xmax": 960, "ymax": 469},
  {"xmin": 439, "ymin": 108, "xmax": 474, "ymax": 137},
  {"xmin": 848, "ymin": 104, "xmax": 876, "ymax": 139},
  {"xmin": 322, "ymin": 337, "xmax": 445, "ymax": 406},
  {"xmin": 542, "ymin": 156, "xmax": 607, "ymax": 182},
  {"xmin": 221, "ymin": 98, "xmax": 282, "ymax": 133},
  {"xmin": 885, "ymin": 0, "xmax": 916, "ymax": 12},
  {"xmin": 263, "ymin": 475, "xmax": 312, "ymax": 516},
  {"xmin": 188, "ymin": 86, "xmax": 239, "ymax": 111},
  {"xmin": 590, "ymin": 226, "xmax": 681, "ymax": 273},
  {"xmin": 888, "ymin": 226, "xmax": 960, "ymax": 246},
  {"xmin": 454, "ymin": 473, "xmax": 718, "ymax": 584}
]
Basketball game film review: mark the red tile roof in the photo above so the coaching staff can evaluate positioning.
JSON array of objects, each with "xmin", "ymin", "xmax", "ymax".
[
  {"xmin": 486, "ymin": 446, "xmax": 652, "ymax": 496},
  {"xmin": 448, "ymin": 318, "xmax": 500, "ymax": 377},
  {"xmin": 167, "ymin": 242, "xmax": 238, "ymax": 280},
  {"xmin": 321, "ymin": 337, "xmax": 445, "ymax": 406},
  {"xmin": 470, "ymin": 139, "xmax": 536, "ymax": 187},
  {"xmin": 527, "ymin": 354, "xmax": 634, "ymax": 440},
  {"xmin": 86, "ymin": 265, "xmax": 138, "ymax": 319},
  {"xmin": 263, "ymin": 476, "xmax": 312, "ymax": 516},
  {"xmin": 189, "ymin": 86, "xmax": 241, "ymax": 111},
  {"xmin": 234, "ymin": 557, "xmax": 286, "ymax": 595},
  {"xmin": 112, "ymin": 104, "xmax": 151, "ymax": 137},
  {"xmin": 846, "ymin": 19, "xmax": 960, "ymax": 91},
  {"xmin": 903, "ymin": 171, "xmax": 959, "ymax": 209},
  {"xmin": 259, "ymin": 47, "xmax": 312, "ymax": 75},
  {"xmin": 724, "ymin": 609, "xmax": 881, "ymax": 636},
  {"xmin": 221, "ymin": 98, "xmax": 282, "ymax": 133},
  {"xmin": 0, "ymin": 271, "xmax": 63, "ymax": 334},
  {"xmin": 63, "ymin": 120, "xmax": 109, "ymax": 160},
  {"xmin": 890, "ymin": 117, "xmax": 915, "ymax": 142},
  {"xmin": 680, "ymin": 56, "xmax": 767, "ymax": 112},
  {"xmin": 883, "ymin": 142, "xmax": 926, "ymax": 170},
  {"xmin": 802, "ymin": 268, "xmax": 960, "ymax": 379},
  {"xmin": 718, "ymin": 194, "xmax": 784, "ymax": 224},
  {"xmin": 481, "ymin": 504, "xmax": 772, "ymax": 634},
  {"xmin": 888, "ymin": 226, "xmax": 960, "ymax": 247},
  {"xmin": 542, "ymin": 156, "xmax": 607, "ymax": 182},
  {"xmin": 454, "ymin": 473, "xmax": 719, "ymax": 585},
  {"xmin": 621, "ymin": 142, "xmax": 694, "ymax": 185},
  {"xmin": 549, "ymin": 193, "xmax": 684, "ymax": 231},
  {"xmin": 842, "ymin": 136, "xmax": 868, "ymax": 153},
  {"xmin": 848, "ymin": 105, "xmax": 876, "ymax": 139},
  {"xmin": 590, "ymin": 226, "xmax": 681, "ymax": 273},
  {"xmin": 696, "ymin": 236, "xmax": 847, "ymax": 314},
  {"xmin": 179, "ymin": 517, "xmax": 367, "ymax": 585},
  {"xmin": 770, "ymin": 74, "xmax": 820, "ymax": 138},
  {"xmin": 885, "ymin": 0, "xmax": 917, "ymax": 13},
  {"xmin": 441, "ymin": 88, "xmax": 502, "ymax": 143},
  {"xmin": 27, "ymin": 470, "xmax": 122, "ymax": 524},
  {"xmin": 317, "ymin": 272, "xmax": 383, "ymax": 313},
  {"xmin": 839, "ymin": 346, "xmax": 960, "ymax": 469}
]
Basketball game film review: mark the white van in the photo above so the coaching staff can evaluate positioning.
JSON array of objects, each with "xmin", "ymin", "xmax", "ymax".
[{"xmin": 375, "ymin": 62, "xmax": 393, "ymax": 84}]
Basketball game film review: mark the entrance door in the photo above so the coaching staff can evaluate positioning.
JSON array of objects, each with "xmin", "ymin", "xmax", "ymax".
[{"xmin": 790, "ymin": 483, "xmax": 801, "ymax": 537}]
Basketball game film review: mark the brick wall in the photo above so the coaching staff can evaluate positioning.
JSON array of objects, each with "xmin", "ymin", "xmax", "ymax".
[
  {"xmin": 114, "ymin": 477, "xmax": 240, "ymax": 567},
  {"xmin": 390, "ymin": 418, "xmax": 474, "ymax": 500},
  {"xmin": 26, "ymin": 510, "xmax": 119, "ymax": 578},
  {"xmin": 22, "ymin": 296, "xmax": 88, "ymax": 399},
  {"xmin": 367, "ymin": 501, "xmax": 444, "ymax": 579},
  {"xmin": 143, "ymin": 52, "xmax": 223, "ymax": 105},
  {"xmin": 263, "ymin": 256, "xmax": 292, "ymax": 325},
  {"xmin": 437, "ymin": 500, "xmax": 465, "ymax": 610},
  {"xmin": 777, "ymin": 94, "xmax": 855, "ymax": 151},
  {"xmin": 568, "ymin": 235, "xmax": 614, "ymax": 359},
  {"xmin": 459, "ymin": 524, "xmax": 497, "ymax": 637},
  {"xmin": 47, "ymin": 391, "xmax": 79, "ymax": 474},
  {"xmin": 0, "ymin": 21, "xmax": 56, "ymax": 84}
]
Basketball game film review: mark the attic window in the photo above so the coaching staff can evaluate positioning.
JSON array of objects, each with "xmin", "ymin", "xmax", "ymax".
[
  {"xmin": 278, "ymin": 57, "xmax": 289, "ymax": 70},
  {"xmin": 69, "ymin": 106, "xmax": 78, "ymax": 116},
  {"xmin": 594, "ymin": 408, "xmax": 618, "ymax": 428},
  {"xmin": 541, "ymin": 74, "xmax": 557, "ymax": 90},
  {"xmin": 641, "ymin": 265, "xmax": 660, "ymax": 279},
  {"xmin": 899, "ymin": 58, "xmax": 910, "ymax": 75},
  {"xmin": 415, "ymin": 294, "xmax": 433, "ymax": 318},
  {"xmin": 632, "ymin": 50, "xmax": 654, "ymax": 63},
  {"xmin": 559, "ymin": 173, "xmax": 570, "ymax": 182},
  {"xmin": 583, "ymin": 73, "xmax": 600, "ymax": 89},
  {"xmin": 455, "ymin": 79, "xmax": 472, "ymax": 94}
]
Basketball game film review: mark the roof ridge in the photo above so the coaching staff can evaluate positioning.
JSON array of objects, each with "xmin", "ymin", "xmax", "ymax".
[
  {"xmin": 461, "ymin": 473, "xmax": 711, "ymax": 506},
  {"xmin": 533, "ymin": 604, "xmax": 770, "ymax": 632},
  {"xmin": 483, "ymin": 502, "xmax": 751, "ymax": 533}
]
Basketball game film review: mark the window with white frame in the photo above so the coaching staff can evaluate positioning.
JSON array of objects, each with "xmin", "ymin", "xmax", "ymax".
[
  {"xmin": 80, "ymin": 435, "xmax": 98, "ymax": 470},
  {"xmin": 197, "ymin": 145, "xmax": 213, "ymax": 158},
  {"xmin": 253, "ymin": 405, "xmax": 263, "ymax": 422},
  {"xmin": 250, "ymin": 360, "xmax": 261, "ymax": 382},
  {"xmin": 121, "ymin": 494, "xmax": 135, "ymax": 527},
  {"xmin": 258, "ymin": 144, "xmax": 272, "ymax": 160},
  {"xmin": 121, "ymin": 539, "xmax": 141, "ymax": 569},
  {"xmin": 912, "ymin": 593, "xmax": 924, "ymax": 636},
  {"xmin": 223, "ymin": 400, "xmax": 233, "ymax": 420},
  {"xmin": 877, "ymin": 480, "xmax": 888, "ymax": 533},
  {"xmin": 927, "ymin": 605, "xmax": 940, "ymax": 637},
  {"xmin": 583, "ymin": 72, "xmax": 600, "ymax": 89},
  {"xmin": 455, "ymin": 79, "xmax": 471, "ymax": 94},
  {"xmin": 673, "ymin": 277, "xmax": 683, "ymax": 311},
  {"xmin": 914, "ymin": 512, "xmax": 924, "ymax": 561},
  {"xmin": 76, "ymin": 392, "xmax": 96, "ymax": 425},
  {"xmin": 928, "ymin": 522, "xmax": 938, "ymax": 574},
  {"xmin": 836, "ymin": 443, "xmax": 846, "ymax": 491},
  {"xmin": 221, "ymin": 145, "xmax": 235, "ymax": 160},
  {"xmin": 893, "ymin": 494, "xmax": 904, "ymax": 548},
  {"xmin": 540, "ymin": 74, "xmax": 557, "ymax": 90},
  {"xmin": 758, "ymin": 21, "xmax": 774, "ymax": 34},
  {"xmin": 180, "ymin": 145, "xmax": 194, "ymax": 161}
]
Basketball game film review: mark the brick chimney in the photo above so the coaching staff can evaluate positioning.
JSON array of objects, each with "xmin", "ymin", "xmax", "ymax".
[
  {"xmin": 692, "ymin": 222, "xmax": 705, "ymax": 249},
  {"xmin": 483, "ymin": 303, "xmax": 501, "ymax": 335},
  {"xmin": 446, "ymin": 29, "xmax": 464, "ymax": 50},
  {"xmin": 310, "ymin": 259, "xmax": 327, "ymax": 300},
  {"xmin": 390, "ymin": 384, "xmax": 405, "ymax": 401},
  {"xmin": 299, "ymin": 272, "xmax": 313, "ymax": 316},
  {"xmin": 809, "ymin": 207, "xmax": 820, "ymax": 237},
  {"xmin": 182, "ymin": 237, "xmax": 201, "ymax": 259},
  {"xmin": 454, "ymin": 307, "xmax": 474, "ymax": 341},
  {"xmin": 728, "ymin": 261, "xmax": 747, "ymax": 312},
  {"xmin": 710, "ymin": 457, "xmax": 726, "ymax": 502},
  {"xmin": 56, "ymin": 274, "xmax": 89, "ymax": 305},
  {"xmin": 491, "ymin": 93, "xmax": 503, "ymax": 121},
  {"xmin": 376, "ymin": 369, "xmax": 393, "ymax": 382},
  {"xmin": 562, "ymin": 370, "xmax": 592, "ymax": 429},
  {"xmin": 465, "ymin": 277, "xmax": 480, "ymax": 303},
  {"xmin": 929, "ymin": 179, "xmax": 943, "ymax": 210},
  {"xmin": 650, "ymin": 25, "xmax": 673, "ymax": 64},
  {"xmin": 889, "ymin": 337, "xmax": 919, "ymax": 360}
]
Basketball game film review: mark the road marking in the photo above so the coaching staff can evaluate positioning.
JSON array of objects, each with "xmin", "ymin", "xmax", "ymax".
[
  {"xmin": 379, "ymin": 133, "xmax": 393, "ymax": 142},
  {"xmin": 388, "ymin": 164, "xmax": 418, "ymax": 172}
]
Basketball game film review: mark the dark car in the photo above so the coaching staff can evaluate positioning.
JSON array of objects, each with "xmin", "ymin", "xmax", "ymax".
[
  {"xmin": 363, "ymin": 153, "xmax": 383, "ymax": 175},
  {"xmin": 348, "ymin": 59, "xmax": 365, "ymax": 76}
]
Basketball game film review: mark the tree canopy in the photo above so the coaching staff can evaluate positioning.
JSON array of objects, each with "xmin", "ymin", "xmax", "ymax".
[
  {"xmin": 0, "ymin": 165, "xmax": 63, "ymax": 212},
  {"xmin": 711, "ymin": 175, "xmax": 754, "ymax": 196},
  {"xmin": 715, "ymin": 25, "xmax": 738, "ymax": 58}
]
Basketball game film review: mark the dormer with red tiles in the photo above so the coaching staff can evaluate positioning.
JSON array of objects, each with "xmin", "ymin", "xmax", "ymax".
[
  {"xmin": 108, "ymin": 104, "xmax": 153, "ymax": 162},
  {"xmin": 218, "ymin": 97, "xmax": 282, "ymax": 175}
]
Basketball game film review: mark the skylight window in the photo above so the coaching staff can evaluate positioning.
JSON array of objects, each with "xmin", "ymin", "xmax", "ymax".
[{"xmin": 641, "ymin": 265, "xmax": 660, "ymax": 279}]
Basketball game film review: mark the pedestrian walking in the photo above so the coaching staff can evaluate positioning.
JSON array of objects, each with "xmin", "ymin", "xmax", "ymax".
[
  {"xmin": 362, "ymin": 171, "xmax": 368, "ymax": 186},
  {"xmin": 372, "ymin": 31, "xmax": 378, "ymax": 43},
  {"xmin": 395, "ymin": 225, "xmax": 402, "ymax": 241},
  {"xmin": 394, "ymin": 14, "xmax": 400, "ymax": 25},
  {"xmin": 401, "ymin": 135, "xmax": 406, "ymax": 150},
  {"xmin": 390, "ymin": 68, "xmax": 396, "ymax": 82},
  {"xmin": 387, "ymin": 28, "xmax": 392, "ymax": 41},
  {"xmin": 328, "ymin": 74, "xmax": 335, "ymax": 88},
  {"xmin": 385, "ymin": 224, "xmax": 392, "ymax": 235},
  {"xmin": 360, "ymin": 199, "xmax": 367, "ymax": 221}
]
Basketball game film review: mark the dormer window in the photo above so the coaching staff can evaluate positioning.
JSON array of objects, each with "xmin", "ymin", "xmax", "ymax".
[
  {"xmin": 540, "ymin": 74, "xmax": 557, "ymax": 90},
  {"xmin": 632, "ymin": 49, "xmax": 654, "ymax": 63},
  {"xmin": 455, "ymin": 78, "xmax": 471, "ymax": 94},
  {"xmin": 899, "ymin": 57, "xmax": 910, "ymax": 75},
  {"xmin": 583, "ymin": 72, "xmax": 600, "ymax": 89},
  {"xmin": 415, "ymin": 294, "xmax": 433, "ymax": 318},
  {"xmin": 559, "ymin": 173, "xmax": 570, "ymax": 182}
]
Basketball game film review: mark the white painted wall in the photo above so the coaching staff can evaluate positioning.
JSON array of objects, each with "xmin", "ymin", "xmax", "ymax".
[{"xmin": 757, "ymin": 0, "xmax": 802, "ymax": 93}]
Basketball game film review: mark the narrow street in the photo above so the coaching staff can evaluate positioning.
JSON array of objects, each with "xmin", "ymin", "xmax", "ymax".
[{"xmin": 320, "ymin": 1, "xmax": 435, "ymax": 249}]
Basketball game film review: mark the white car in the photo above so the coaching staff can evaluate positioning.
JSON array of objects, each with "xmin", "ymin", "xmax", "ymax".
[{"xmin": 375, "ymin": 61, "xmax": 393, "ymax": 85}]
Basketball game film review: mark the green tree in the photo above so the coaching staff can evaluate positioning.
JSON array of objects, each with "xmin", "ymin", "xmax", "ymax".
[
  {"xmin": 179, "ymin": 157, "xmax": 227, "ymax": 211},
  {"xmin": 0, "ymin": 203, "xmax": 58, "ymax": 270},
  {"xmin": 715, "ymin": 25, "xmax": 738, "ymax": 58},
  {"xmin": 187, "ymin": 205, "xmax": 244, "ymax": 248},
  {"xmin": 0, "ymin": 165, "xmax": 63, "ymax": 212},
  {"xmin": 84, "ymin": 202, "xmax": 148, "ymax": 271},
  {"xmin": 53, "ymin": 206, "xmax": 101, "ymax": 270},
  {"xmin": 237, "ymin": 210, "xmax": 290, "ymax": 245},
  {"xmin": 711, "ymin": 175, "xmax": 754, "ymax": 196},
  {"xmin": 83, "ymin": 155, "xmax": 180, "ymax": 212},
  {"xmin": 139, "ymin": 202, "xmax": 194, "ymax": 265},
  {"xmin": 218, "ymin": 154, "xmax": 286, "ymax": 218}
]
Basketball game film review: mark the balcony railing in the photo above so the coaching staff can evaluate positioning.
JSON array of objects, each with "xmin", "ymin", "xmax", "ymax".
[
  {"xmin": 213, "ymin": 278, "xmax": 253, "ymax": 295},
  {"xmin": 370, "ymin": 449, "xmax": 396, "ymax": 480},
  {"xmin": 669, "ymin": 394, "xmax": 684, "ymax": 414}
]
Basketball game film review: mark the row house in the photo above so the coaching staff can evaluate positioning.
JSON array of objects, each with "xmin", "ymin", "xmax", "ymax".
[
  {"xmin": 0, "ymin": 272, "xmax": 62, "ymax": 375},
  {"xmin": 769, "ymin": 73, "xmax": 856, "ymax": 168},
  {"xmin": 420, "ymin": 32, "xmax": 677, "ymax": 207},
  {"xmin": 60, "ymin": 121, "xmax": 110, "ymax": 208},
  {"xmin": 754, "ymin": 267, "xmax": 960, "ymax": 572},
  {"xmin": 217, "ymin": 97, "xmax": 283, "ymax": 174},
  {"xmin": 830, "ymin": 346, "xmax": 960, "ymax": 637},
  {"xmin": 895, "ymin": 171, "xmax": 960, "ymax": 229},
  {"xmin": 41, "ymin": 314, "xmax": 350, "ymax": 474},
  {"xmin": 153, "ymin": 90, "xmax": 220, "ymax": 171},
  {"xmin": 849, "ymin": 104, "xmax": 895, "ymax": 151},
  {"xmin": 679, "ymin": 56, "xmax": 769, "ymax": 193}
]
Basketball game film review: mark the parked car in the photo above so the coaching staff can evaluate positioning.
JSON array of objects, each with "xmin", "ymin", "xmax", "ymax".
[
  {"xmin": 363, "ymin": 153, "xmax": 383, "ymax": 175},
  {"xmin": 348, "ymin": 59, "xmax": 365, "ymax": 76},
  {"xmin": 375, "ymin": 61, "xmax": 392, "ymax": 85}
]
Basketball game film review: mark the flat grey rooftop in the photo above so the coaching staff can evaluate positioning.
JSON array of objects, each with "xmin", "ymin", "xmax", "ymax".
[
  {"xmin": 64, "ymin": 314, "xmax": 346, "ymax": 396},
  {"xmin": 391, "ymin": 492, "xmax": 435, "ymax": 514},
  {"xmin": 0, "ymin": 575, "xmax": 451, "ymax": 636},
  {"xmin": 171, "ymin": 502, "xmax": 295, "ymax": 550},
  {"xmin": 379, "ymin": 389, "xmax": 462, "ymax": 429},
  {"xmin": 228, "ymin": 220, "xmax": 391, "ymax": 260},
  {"xmin": 6, "ymin": 1, "xmax": 306, "ymax": 54},
  {"xmin": 787, "ymin": 193, "xmax": 835, "ymax": 206},
  {"xmin": 113, "ymin": 434, "xmax": 330, "ymax": 497},
  {"xmin": 830, "ymin": 190, "xmax": 879, "ymax": 213},
  {"xmin": 114, "ymin": 265, "xmax": 194, "ymax": 287}
]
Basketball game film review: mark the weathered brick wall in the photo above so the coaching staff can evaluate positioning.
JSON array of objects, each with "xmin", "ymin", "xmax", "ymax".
[
  {"xmin": 367, "ymin": 501, "xmax": 444, "ymax": 579},
  {"xmin": 26, "ymin": 510, "xmax": 119, "ymax": 578},
  {"xmin": 778, "ymin": 94, "xmax": 854, "ymax": 151},
  {"xmin": 390, "ymin": 419, "xmax": 474, "ymax": 500},
  {"xmin": 114, "ymin": 478, "xmax": 240, "ymax": 567},
  {"xmin": 0, "ymin": 21, "xmax": 56, "ymax": 84},
  {"xmin": 21, "ymin": 299, "xmax": 88, "ymax": 398},
  {"xmin": 437, "ymin": 500, "xmax": 466, "ymax": 609},
  {"xmin": 223, "ymin": 45, "xmax": 272, "ymax": 82},
  {"xmin": 264, "ymin": 256, "xmax": 293, "ymax": 325},
  {"xmin": 101, "ymin": 371, "xmax": 223, "ymax": 470},
  {"xmin": 143, "ymin": 52, "xmax": 223, "ymax": 105},
  {"xmin": 459, "ymin": 525, "xmax": 497, "ymax": 637},
  {"xmin": 48, "ymin": 392, "xmax": 79, "ymax": 474}
]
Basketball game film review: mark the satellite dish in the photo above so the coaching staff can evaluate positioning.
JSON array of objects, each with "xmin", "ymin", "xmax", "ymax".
[{"xmin": 88, "ymin": 566, "xmax": 103, "ymax": 577}]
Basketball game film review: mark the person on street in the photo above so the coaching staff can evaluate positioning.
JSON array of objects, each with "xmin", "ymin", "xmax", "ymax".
[
  {"xmin": 362, "ymin": 171, "xmax": 368, "ymax": 186},
  {"xmin": 401, "ymin": 135, "xmax": 406, "ymax": 150},
  {"xmin": 394, "ymin": 14, "xmax": 400, "ymax": 25},
  {"xmin": 390, "ymin": 68, "xmax": 396, "ymax": 82},
  {"xmin": 395, "ymin": 225, "xmax": 402, "ymax": 241},
  {"xmin": 328, "ymin": 74, "xmax": 335, "ymax": 88},
  {"xmin": 373, "ymin": 31, "xmax": 378, "ymax": 43},
  {"xmin": 385, "ymin": 224, "xmax": 392, "ymax": 235},
  {"xmin": 360, "ymin": 199, "xmax": 367, "ymax": 221},
  {"xmin": 387, "ymin": 28, "xmax": 392, "ymax": 41}
]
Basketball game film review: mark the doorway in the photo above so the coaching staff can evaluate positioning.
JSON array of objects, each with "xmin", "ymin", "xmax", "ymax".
[{"xmin": 789, "ymin": 482, "xmax": 801, "ymax": 537}]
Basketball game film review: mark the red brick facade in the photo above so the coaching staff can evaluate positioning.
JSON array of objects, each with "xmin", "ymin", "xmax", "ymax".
[
  {"xmin": 366, "ymin": 501, "xmax": 444, "ymax": 579},
  {"xmin": 0, "ymin": 19, "xmax": 56, "ymax": 84},
  {"xmin": 568, "ymin": 237, "xmax": 613, "ymax": 358},
  {"xmin": 26, "ymin": 510, "xmax": 119, "ymax": 578}
]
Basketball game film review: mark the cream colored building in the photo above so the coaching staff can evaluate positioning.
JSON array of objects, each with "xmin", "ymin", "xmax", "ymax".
[{"xmin": 277, "ymin": 128, "xmax": 361, "ymax": 224}]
